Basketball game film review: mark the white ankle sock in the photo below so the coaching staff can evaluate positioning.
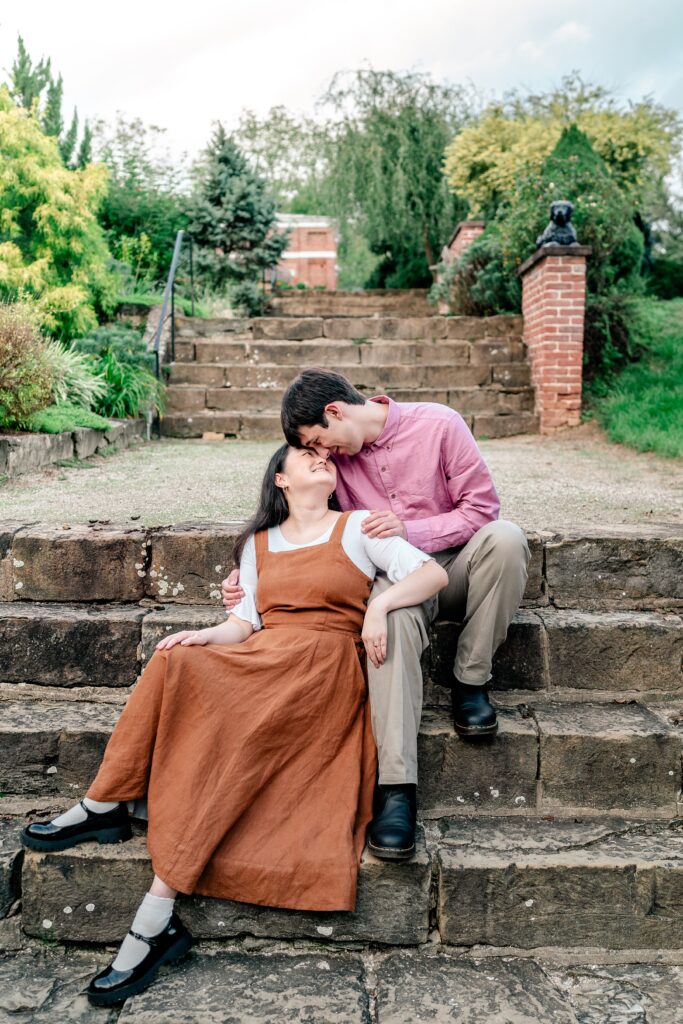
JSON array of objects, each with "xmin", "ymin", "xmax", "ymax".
[
  {"xmin": 111, "ymin": 892, "xmax": 175, "ymax": 971},
  {"xmin": 50, "ymin": 797, "xmax": 120, "ymax": 828}
]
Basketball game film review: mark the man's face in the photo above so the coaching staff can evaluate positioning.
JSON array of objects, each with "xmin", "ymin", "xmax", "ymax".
[{"xmin": 297, "ymin": 406, "xmax": 364, "ymax": 458}]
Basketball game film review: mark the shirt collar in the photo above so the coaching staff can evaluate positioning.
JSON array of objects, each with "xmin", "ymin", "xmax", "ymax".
[{"xmin": 365, "ymin": 396, "xmax": 400, "ymax": 450}]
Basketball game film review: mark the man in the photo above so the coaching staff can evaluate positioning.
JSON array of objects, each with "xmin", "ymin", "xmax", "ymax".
[{"xmin": 222, "ymin": 368, "xmax": 529, "ymax": 861}]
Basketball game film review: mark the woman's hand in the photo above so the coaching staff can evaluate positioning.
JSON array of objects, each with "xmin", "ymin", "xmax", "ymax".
[
  {"xmin": 156, "ymin": 630, "xmax": 210, "ymax": 651},
  {"xmin": 362, "ymin": 600, "xmax": 388, "ymax": 669}
]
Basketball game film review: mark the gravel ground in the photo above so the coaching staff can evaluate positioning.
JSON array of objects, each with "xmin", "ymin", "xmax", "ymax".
[{"xmin": 1, "ymin": 423, "xmax": 680, "ymax": 531}]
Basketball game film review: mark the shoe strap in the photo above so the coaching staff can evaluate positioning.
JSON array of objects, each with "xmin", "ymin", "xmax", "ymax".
[{"xmin": 128, "ymin": 927, "xmax": 155, "ymax": 945}]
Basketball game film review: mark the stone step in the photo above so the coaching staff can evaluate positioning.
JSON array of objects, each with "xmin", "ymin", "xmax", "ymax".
[
  {"xmin": 180, "ymin": 337, "xmax": 527, "ymax": 369},
  {"xmin": 2, "ymin": 603, "xmax": 680, "ymax": 697},
  {"xmin": 268, "ymin": 287, "xmax": 434, "ymax": 317},
  {"xmin": 2, "ymin": 693, "xmax": 680, "ymax": 815},
  {"xmin": 436, "ymin": 815, "xmax": 683, "ymax": 950},
  {"xmin": 16, "ymin": 822, "xmax": 431, "ymax": 946},
  {"xmin": 167, "ymin": 360, "xmax": 529, "ymax": 389},
  {"xmin": 163, "ymin": 384, "xmax": 535, "ymax": 417},
  {"xmin": 9, "ymin": 814, "xmax": 683, "ymax": 952},
  {"xmin": 3, "ymin": 523, "xmax": 681, "ymax": 610},
  {"xmin": 175, "ymin": 313, "xmax": 523, "ymax": 342},
  {"xmin": 159, "ymin": 409, "xmax": 541, "ymax": 440}
]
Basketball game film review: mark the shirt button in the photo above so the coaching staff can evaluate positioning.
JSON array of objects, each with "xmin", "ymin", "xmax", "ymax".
[
  {"xmin": 381, "ymin": 466, "xmax": 387, "ymax": 472},
  {"xmin": 390, "ymin": 492, "xmax": 397, "ymax": 498}
]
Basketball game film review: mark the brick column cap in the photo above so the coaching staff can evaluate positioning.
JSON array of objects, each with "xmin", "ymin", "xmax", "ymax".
[
  {"xmin": 518, "ymin": 244, "xmax": 592, "ymax": 277},
  {"xmin": 447, "ymin": 220, "xmax": 486, "ymax": 248}
]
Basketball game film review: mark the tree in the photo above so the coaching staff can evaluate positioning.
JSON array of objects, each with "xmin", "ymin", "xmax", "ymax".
[
  {"xmin": 187, "ymin": 124, "xmax": 287, "ymax": 295},
  {"xmin": 0, "ymin": 86, "xmax": 117, "ymax": 338},
  {"xmin": 321, "ymin": 69, "xmax": 474, "ymax": 287},
  {"xmin": 7, "ymin": 35, "xmax": 50, "ymax": 109}
]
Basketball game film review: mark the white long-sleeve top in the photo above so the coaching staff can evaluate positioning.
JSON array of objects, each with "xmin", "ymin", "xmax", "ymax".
[{"xmin": 231, "ymin": 510, "xmax": 433, "ymax": 630}]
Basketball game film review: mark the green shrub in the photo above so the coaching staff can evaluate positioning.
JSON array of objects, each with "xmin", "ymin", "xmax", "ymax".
[
  {"xmin": 0, "ymin": 303, "xmax": 54, "ymax": 428},
  {"xmin": 430, "ymin": 232, "xmax": 521, "ymax": 315},
  {"xmin": 42, "ymin": 339, "xmax": 106, "ymax": 409},
  {"xmin": 231, "ymin": 281, "xmax": 268, "ymax": 316},
  {"xmin": 73, "ymin": 324, "xmax": 164, "ymax": 417},
  {"xmin": 28, "ymin": 402, "xmax": 111, "ymax": 433}
]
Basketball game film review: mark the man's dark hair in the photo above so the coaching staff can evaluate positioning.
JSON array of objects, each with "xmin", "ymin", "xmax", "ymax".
[{"xmin": 281, "ymin": 367, "xmax": 366, "ymax": 446}]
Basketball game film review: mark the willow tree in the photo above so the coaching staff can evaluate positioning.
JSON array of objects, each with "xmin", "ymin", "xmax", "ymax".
[{"xmin": 321, "ymin": 69, "xmax": 474, "ymax": 287}]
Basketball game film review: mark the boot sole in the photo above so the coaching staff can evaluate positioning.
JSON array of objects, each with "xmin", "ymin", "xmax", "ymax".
[
  {"xmin": 454, "ymin": 721, "xmax": 499, "ymax": 739},
  {"xmin": 87, "ymin": 932, "xmax": 193, "ymax": 1006},
  {"xmin": 20, "ymin": 822, "xmax": 132, "ymax": 853},
  {"xmin": 367, "ymin": 840, "xmax": 416, "ymax": 861}
]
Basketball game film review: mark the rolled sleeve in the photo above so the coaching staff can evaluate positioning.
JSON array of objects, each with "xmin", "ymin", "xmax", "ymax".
[{"xmin": 229, "ymin": 535, "xmax": 262, "ymax": 630}]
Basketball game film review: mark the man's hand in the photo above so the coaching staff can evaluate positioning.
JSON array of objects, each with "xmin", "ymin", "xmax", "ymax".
[
  {"xmin": 221, "ymin": 568, "xmax": 244, "ymax": 610},
  {"xmin": 361, "ymin": 510, "xmax": 407, "ymax": 540}
]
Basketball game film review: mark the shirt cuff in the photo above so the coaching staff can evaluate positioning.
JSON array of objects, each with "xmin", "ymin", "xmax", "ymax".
[{"xmin": 405, "ymin": 520, "xmax": 431, "ymax": 552}]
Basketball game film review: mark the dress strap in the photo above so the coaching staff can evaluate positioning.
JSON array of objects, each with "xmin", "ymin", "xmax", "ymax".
[
  {"xmin": 254, "ymin": 529, "xmax": 269, "ymax": 573},
  {"xmin": 330, "ymin": 510, "xmax": 352, "ymax": 546}
]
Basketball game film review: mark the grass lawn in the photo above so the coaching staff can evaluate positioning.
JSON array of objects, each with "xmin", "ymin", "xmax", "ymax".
[{"xmin": 594, "ymin": 297, "xmax": 683, "ymax": 458}]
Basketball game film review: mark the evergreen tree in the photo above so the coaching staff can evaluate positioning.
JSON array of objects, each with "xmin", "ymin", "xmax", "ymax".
[
  {"xmin": 187, "ymin": 124, "xmax": 287, "ymax": 291},
  {"xmin": 8, "ymin": 35, "xmax": 50, "ymax": 109},
  {"xmin": 60, "ymin": 109, "xmax": 78, "ymax": 165},
  {"xmin": 42, "ymin": 73, "xmax": 64, "ymax": 137},
  {"xmin": 77, "ymin": 120, "xmax": 93, "ymax": 169}
]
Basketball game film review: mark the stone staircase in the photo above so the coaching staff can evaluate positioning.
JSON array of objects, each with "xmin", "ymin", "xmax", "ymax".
[
  {"xmin": 1, "ymin": 520, "xmax": 682, "ymax": 972},
  {"xmin": 160, "ymin": 311, "xmax": 539, "ymax": 440}
]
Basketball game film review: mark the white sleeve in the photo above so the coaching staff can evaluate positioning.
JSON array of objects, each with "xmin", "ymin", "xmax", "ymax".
[
  {"xmin": 229, "ymin": 534, "xmax": 262, "ymax": 630},
  {"xmin": 353, "ymin": 511, "xmax": 434, "ymax": 583}
]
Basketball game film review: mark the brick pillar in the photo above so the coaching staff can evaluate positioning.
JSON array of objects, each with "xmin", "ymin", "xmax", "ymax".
[{"xmin": 518, "ymin": 244, "xmax": 592, "ymax": 432}]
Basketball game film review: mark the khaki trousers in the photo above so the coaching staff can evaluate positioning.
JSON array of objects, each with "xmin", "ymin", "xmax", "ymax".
[{"xmin": 368, "ymin": 519, "xmax": 530, "ymax": 784}]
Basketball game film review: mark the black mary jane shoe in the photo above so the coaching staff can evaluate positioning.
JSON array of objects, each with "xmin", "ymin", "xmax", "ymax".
[
  {"xmin": 20, "ymin": 799, "xmax": 132, "ymax": 852},
  {"xmin": 451, "ymin": 680, "xmax": 498, "ymax": 738},
  {"xmin": 367, "ymin": 783, "xmax": 417, "ymax": 861},
  {"xmin": 87, "ymin": 911, "xmax": 193, "ymax": 1006}
]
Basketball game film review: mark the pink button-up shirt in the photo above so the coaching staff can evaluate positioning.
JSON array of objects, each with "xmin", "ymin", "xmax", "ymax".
[{"xmin": 331, "ymin": 396, "xmax": 500, "ymax": 554}]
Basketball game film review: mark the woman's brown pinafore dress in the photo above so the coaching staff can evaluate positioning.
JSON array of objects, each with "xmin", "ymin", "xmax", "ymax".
[{"xmin": 86, "ymin": 511, "xmax": 378, "ymax": 911}]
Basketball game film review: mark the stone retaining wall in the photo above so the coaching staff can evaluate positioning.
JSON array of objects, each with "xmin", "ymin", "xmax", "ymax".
[{"xmin": 0, "ymin": 419, "xmax": 146, "ymax": 479}]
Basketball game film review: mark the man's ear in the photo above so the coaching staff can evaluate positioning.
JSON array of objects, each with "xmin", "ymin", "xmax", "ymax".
[{"xmin": 324, "ymin": 402, "xmax": 343, "ymax": 421}]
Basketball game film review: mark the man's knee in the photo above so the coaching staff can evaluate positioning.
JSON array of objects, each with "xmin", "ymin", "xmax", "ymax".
[{"xmin": 475, "ymin": 520, "xmax": 529, "ymax": 571}]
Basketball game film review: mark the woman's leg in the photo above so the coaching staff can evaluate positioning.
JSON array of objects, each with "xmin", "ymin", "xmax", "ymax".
[{"xmin": 110, "ymin": 874, "xmax": 179, "ymax": 971}]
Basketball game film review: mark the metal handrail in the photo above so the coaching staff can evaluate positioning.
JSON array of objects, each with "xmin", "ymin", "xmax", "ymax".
[{"xmin": 151, "ymin": 229, "xmax": 195, "ymax": 437}]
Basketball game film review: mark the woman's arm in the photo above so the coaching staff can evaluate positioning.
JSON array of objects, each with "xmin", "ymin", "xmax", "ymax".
[
  {"xmin": 155, "ymin": 614, "xmax": 253, "ymax": 651},
  {"xmin": 362, "ymin": 559, "xmax": 447, "ymax": 667}
]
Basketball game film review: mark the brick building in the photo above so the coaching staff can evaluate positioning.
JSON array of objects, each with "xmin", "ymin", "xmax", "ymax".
[{"xmin": 273, "ymin": 214, "xmax": 338, "ymax": 290}]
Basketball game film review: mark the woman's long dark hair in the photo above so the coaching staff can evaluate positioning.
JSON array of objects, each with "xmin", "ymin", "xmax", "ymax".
[{"xmin": 232, "ymin": 443, "xmax": 341, "ymax": 567}]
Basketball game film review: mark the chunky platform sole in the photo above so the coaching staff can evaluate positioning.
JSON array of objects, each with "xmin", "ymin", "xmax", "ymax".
[
  {"xmin": 20, "ymin": 820, "xmax": 132, "ymax": 853},
  {"xmin": 367, "ymin": 839, "xmax": 416, "ymax": 861},
  {"xmin": 86, "ymin": 932, "xmax": 193, "ymax": 1006},
  {"xmin": 453, "ymin": 720, "xmax": 499, "ymax": 739}
]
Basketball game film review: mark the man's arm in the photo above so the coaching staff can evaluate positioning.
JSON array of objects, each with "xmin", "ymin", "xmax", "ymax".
[{"xmin": 403, "ymin": 414, "xmax": 500, "ymax": 553}]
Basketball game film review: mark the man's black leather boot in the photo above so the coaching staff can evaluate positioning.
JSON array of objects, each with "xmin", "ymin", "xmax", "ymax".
[
  {"xmin": 451, "ymin": 680, "xmax": 498, "ymax": 738},
  {"xmin": 367, "ymin": 783, "xmax": 416, "ymax": 861}
]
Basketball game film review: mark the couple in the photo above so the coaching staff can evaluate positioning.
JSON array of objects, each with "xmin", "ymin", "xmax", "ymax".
[{"xmin": 19, "ymin": 368, "xmax": 528, "ymax": 1007}]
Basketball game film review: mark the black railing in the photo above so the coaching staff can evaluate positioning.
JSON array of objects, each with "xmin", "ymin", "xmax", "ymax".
[{"xmin": 151, "ymin": 230, "xmax": 195, "ymax": 437}]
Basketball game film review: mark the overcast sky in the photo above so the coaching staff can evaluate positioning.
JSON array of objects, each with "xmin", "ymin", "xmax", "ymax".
[{"xmin": 3, "ymin": 1, "xmax": 682, "ymax": 159}]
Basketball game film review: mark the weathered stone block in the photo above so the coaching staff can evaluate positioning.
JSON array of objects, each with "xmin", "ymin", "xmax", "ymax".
[
  {"xmin": 392, "ymin": 388, "xmax": 449, "ymax": 405},
  {"xmin": 173, "ymin": 340, "xmax": 195, "ymax": 362},
  {"xmin": 146, "ymin": 524, "xmax": 241, "ymax": 604},
  {"xmin": 251, "ymin": 317, "xmax": 324, "ymax": 341},
  {"xmin": 417, "ymin": 708, "xmax": 538, "ymax": 815},
  {"xmin": 140, "ymin": 605, "xmax": 226, "ymax": 663},
  {"xmin": 168, "ymin": 363, "xmax": 225, "ymax": 386},
  {"xmin": 206, "ymin": 387, "xmax": 281, "ymax": 414},
  {"xmin": 248, "ymin": 341, "xmax": 358, "ymax": 366},
  {"xmin": 160, "ymin": 413, "xmax": 240, "ymax": 438},
  {"xmin": 322, "ymin": 318, "xmax": 381, "ymax": 340},
  {"xmin": 415, "ymin": 342, "xmax": 471, "ymax": 365},
  {"xmin": 375, "ymin": 950, "xmax": 576, "ymax": 1024},
  {"xmin": 445, "ymin": 317, "xmax": 488, "ymax": 340},
  {"xmin": 447, "ymin": 388, "xmax": 500, "ymax": 415},
  {"xmin": 540, "ymin": 609, "xmax": 683, "ymax": 691},
  {"xmin": 0, "ymin": 524, "xmax": 27, "ymax": 602},
  {"xmin": 378, "ymin": 317, "xmax": 448, "ymax": 340},
  {"xmin": 239, "ymin": 414, "xmax": 282, "ymax": 440},
  {"xmin": 72, "ymin": 427, "xmax": 108, "ymax": 460},
  {"xmin": 0, "ymin": 945, "xmax": 121, "ymax": 1019},
  {"xmin": 163, "ymin": 387, "xmax": 207, "ymax": 413},
  {"xmin": 22, "ymin": 828, "xmax": 432, "ymax": 945},
  {"xmin": 470, "ymin": 341, "xmax": 526, "ymax": 364},
  {"xmin": 535, "ymin": 701, "xmax": 680, "ymax": 812},
  {"xmin": 420, "ymin": 364, "xmax": 491, "ymax": 388},
  {"xmin": 0, "ymin": 698, "xmax": 120, "ymax": 795},
  {"xmin": 0, "ymin": 603, "xmax": 144, "ymax": 687},
  {"xmin": 472, "ymin": 413, "xmax": 540, "ymax": 438},
  {"xmin": 177, "ymin": 316, "xmax": 251, "ymax": 337},
  {"xmin": 492, "ymin": 362, "xmax": 532, "ymax": 387},
  {"xmin": 117, "ymin": 951, "xmax": 369, "ymax": 1024},
  {"xmin": 222, "ymin": 364, "xmax": 296, "ymax": 389},
  {"xmin": 436, "ymin": 816, "xmax": 683, "ymax": 949},
  {"xmin": 194, "ymin": 340, "xmax": 250, "ymax": 363},
  {"xmin": 523, "ymin": 533, "xmax": 546, "ymax": 605},
  {"xmin": 358, "ymin": 341, "xmax": 416, "ymax": 366},
  {"xmin": 11, "ymin": 525, "xmax": 148, "ymax": 602},
  {"xmin": 429, "ymin": 610, "xmax": 547, "ymax": 691},
  {"xmin": 0, "ymin": 821, "xmax": 22, "ymax": 918},
  {"xmin": 545, "ymin": 531, "xmax": 683, "ymax": 610}
]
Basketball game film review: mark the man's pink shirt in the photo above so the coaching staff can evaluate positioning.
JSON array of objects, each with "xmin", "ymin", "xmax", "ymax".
[{"xmin": 331, "ymin": 396, "xmax": 500, "ymax": 554}]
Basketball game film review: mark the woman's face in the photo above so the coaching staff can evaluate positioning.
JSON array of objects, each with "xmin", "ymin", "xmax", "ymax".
[{"xmin": 275, "ymin": 446, "xmax": 337, "ymax": 499}]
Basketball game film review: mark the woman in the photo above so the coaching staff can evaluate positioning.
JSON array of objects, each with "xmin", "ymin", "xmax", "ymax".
[{"xmin": 20, "ymin": 445, "xmax": 447, "ymax": 1007}]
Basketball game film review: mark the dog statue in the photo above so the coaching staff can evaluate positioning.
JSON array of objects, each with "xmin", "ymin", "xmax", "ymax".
[{"xmin": 535, "ymin": 200, "xmax": 578, "ymax": 248}]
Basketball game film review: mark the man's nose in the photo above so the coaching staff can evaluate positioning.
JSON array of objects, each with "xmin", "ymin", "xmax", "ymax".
[{"xmin": 312, "ymin": 444, "xmax": 330, "ymax": 458}]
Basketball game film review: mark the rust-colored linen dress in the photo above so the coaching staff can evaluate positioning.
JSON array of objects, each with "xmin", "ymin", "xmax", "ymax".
[{"xmin": 86, "ymin": 512, "xmax": 377, "ymax": 911}]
